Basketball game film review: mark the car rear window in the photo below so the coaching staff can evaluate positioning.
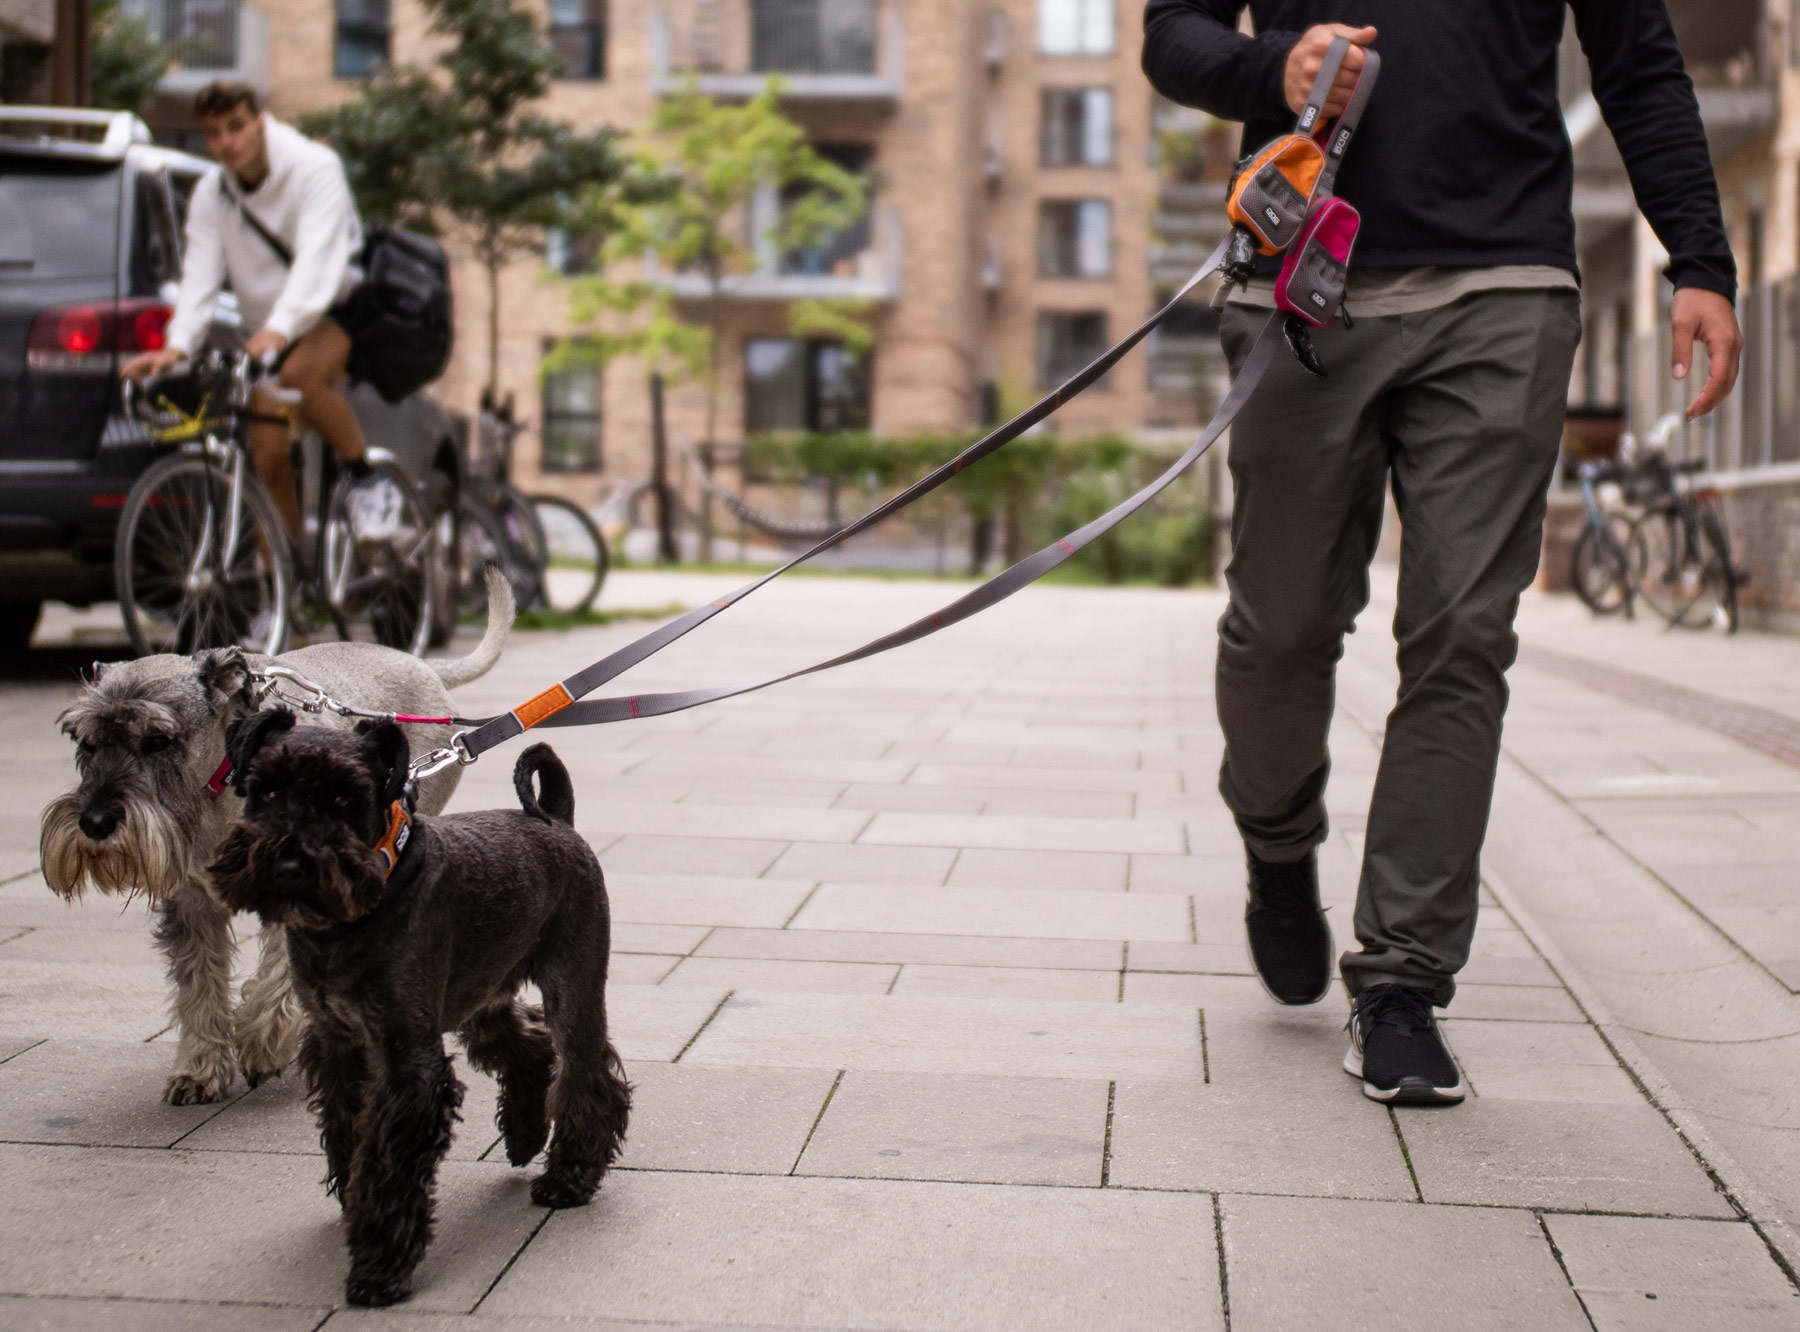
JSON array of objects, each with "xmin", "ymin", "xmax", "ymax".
[{"xmin": 0, "ymin": 157, "xmax": 121, "ymax": 279}]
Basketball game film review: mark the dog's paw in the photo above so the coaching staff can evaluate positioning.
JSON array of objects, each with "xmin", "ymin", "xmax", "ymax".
[
  {"xmin": 163, "ymin": 1070, "xmax": 231, "ymax": 1105},
  {"xmin": 238, "ymin": 1052, "xmax": 289, "ymax": 1089},
  {"xmin": 345, "ymin": 1273, "xmax": 412, "ymax": 1308},
  {"xmin": 233, "ymin": 999, "xmax": 301, "ymax": 1088},
  {"xmin": 530, "ymin": 1173, "xmax": 597, "ymax": 1209}
]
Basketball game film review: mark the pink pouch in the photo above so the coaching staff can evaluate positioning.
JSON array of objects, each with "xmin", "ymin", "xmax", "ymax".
[{"xmin": 1275, "ymin": 197, "xmax": 1361, "ymax": 329}]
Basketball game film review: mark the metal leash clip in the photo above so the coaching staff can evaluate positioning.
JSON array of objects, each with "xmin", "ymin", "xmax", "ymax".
[{"xmin": 409, "ymin": 733, "xmax": 474, "ymax": 781}]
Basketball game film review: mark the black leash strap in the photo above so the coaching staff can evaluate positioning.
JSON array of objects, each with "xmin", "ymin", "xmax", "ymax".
[{"xmin": 459, "ymin": 266, "xmax": 1281, "ymax": 757}]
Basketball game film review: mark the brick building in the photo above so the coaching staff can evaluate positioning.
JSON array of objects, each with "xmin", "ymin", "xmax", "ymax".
[{"xmin": 123, "ymin": 0, "xmax": 1222, "ymax": 513}]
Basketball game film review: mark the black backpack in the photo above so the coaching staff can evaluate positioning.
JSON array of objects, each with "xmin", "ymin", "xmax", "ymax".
[{"xmin": 228, "ymin": 194, "xmax": 454, "ymax": 403}]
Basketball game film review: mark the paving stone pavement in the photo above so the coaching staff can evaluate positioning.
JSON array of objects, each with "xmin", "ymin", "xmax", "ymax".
[{"xmin": 1, "ymin": 570, "xmax": 1797, "ymax": 1329}]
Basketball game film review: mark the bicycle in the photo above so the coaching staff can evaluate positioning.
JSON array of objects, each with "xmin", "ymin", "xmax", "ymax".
[
  {"xmin": 1568, "ymin": 455, "xmax": 1638, "ymax": 618},
  {"xmin": 458, "ymin": 391, "xmax": 608, "ymax": 618},
  {"xmin": 115, "ymin": 349, "xmax": 441, "ymax": 656},
  {"xmin": 1630, "ymin": 451, "xmax": 1740, "ymax": 634}
]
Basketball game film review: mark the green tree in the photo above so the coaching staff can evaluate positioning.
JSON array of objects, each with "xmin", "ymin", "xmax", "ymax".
[
  {"xmin": 90, "ymin": 0, "xmax": 168, "ymax": 120},
  {"xmin": 558, "ymin": 79, "xmax": 869, "ymax": 555},
  {"xmin": 301, "ymin": 0, "xmax": 653, "ymax": 398}
]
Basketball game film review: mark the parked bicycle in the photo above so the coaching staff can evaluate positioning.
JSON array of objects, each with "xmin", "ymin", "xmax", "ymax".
[
  {"xmin": 1568, "ymin": 455, "xmax": 1638, "ymax": 618},
  {"xmin": 1631, "ymin": 445, "xmax": 1741, "ymax": 634},
  {"xmin": 458, "ymin": 391, "xmax": 608, "ymax": 618},
  {"xmin": 116, "ymin": 349, "xmax": 441, "ymax": 655}
]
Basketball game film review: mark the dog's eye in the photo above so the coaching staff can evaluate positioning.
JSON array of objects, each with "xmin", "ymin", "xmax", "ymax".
[
  {"xmin": 74, "ymin": 740, "xmax": 94, "ymax": 760},
  {"xmin": 333, "ymin": 792, "xmax": 352, "ymax": 810},
  {"xmin": 140, "ymin": 734, "xmax": 174, "ymax": 756}
]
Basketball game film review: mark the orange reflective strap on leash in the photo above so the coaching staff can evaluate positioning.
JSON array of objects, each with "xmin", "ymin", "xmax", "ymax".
[{"xmin": 374, "ymin": 800, "xmax": 412, "ymax": 879}]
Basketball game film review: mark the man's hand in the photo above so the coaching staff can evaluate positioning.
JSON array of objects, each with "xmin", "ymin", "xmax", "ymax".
[
  {"xmin": 121, "ymin": 346, "xmax": 184, "ymax": 381},
  {"xmin": 1671, "ymin": 288, "xmax": 1742, "ymax": 420},
  {"xmin": 1284, "ymin": 24, "xmax": 1378, "ymax": 118},
  {"xmin": 245, "ymin": 328, "xmax": 289, "ymax": 365}
]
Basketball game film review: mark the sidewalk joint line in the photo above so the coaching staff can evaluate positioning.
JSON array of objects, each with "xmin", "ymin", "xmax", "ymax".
[
  {"xmin": 1188, "ymin": 896, "xmax": 1198, "ymax": 945},
  {"xmin": 1198, "ymin": 1008, "xmax": 1210, "ymax": 1083},
  {"xmin": 780, "ymin": 885, "xmax": 821, "ymax": 930},
  {"xmin": 885, "ymin": 965, "xmax": 902, "ymax": 995},
  {"xmin": 470, "ymin": 1206, "xmax": 554, "ymax": 1313},
  {"xmin": 1536, "ymin": 1210, "xmax": 1599, "ymax": 1332},
  {"xmin": 1117, "ymin": 942, "xmax": 1129, "ymax": 1002},
  {"xmin": 141, "ymin": 1022, "xmax": 175, "ymax": 1044},
  {"xmin": 940, "ymin": 847, "xmax": 962, "ymax": 886},
  {"xmin": 1100, "ymin": 1081, "xmax": 1116, "ymax": 1187},
  {"xmin": 0, "ymin": 926, "xmax": 34, "ymax": 947},
  {"xmin": 0, "ymin": 1037, "xmax": 45, "ymax": 1066},
  {"xmin": 789, "ymin": 1069, "xmax": 845, "ymax": 1176},
  {"xmin": 1212, "ymin": 1193, "xmax": 1232, "ymax": 1331},
  {"xmin": 1386, "ymin": 1107, "xmax": 1423, "ymax": 1202},
  {"xmin": 672, "ymin": 990, "xmax": 735, "ymax": 1064},
  {"xmin": 685, "ymin": 927, "xmax": 715, "ymax": 958}
]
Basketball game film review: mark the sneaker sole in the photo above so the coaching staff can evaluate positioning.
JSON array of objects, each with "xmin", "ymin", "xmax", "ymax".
[{"xmin": 1342, "ymin": 1045, "xmax": 1466, "ymax": 1106}]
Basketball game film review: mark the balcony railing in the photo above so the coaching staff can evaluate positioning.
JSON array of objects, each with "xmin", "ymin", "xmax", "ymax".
[
  {"xmin": 650, "ymin": 0, "xmax": 904, "ymax": 104},
  {"xmin": 120, "ymin": 0, "xmax": 269, "ymax": 94},
  {"xmin": 647, "ymin": 202, "xmax": 903, "ymax": 302}
]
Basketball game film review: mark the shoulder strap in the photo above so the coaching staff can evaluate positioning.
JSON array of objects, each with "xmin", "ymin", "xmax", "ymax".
[
  {"xmin": 1314, "ymin": 47, "xmax": 1380, "ymax": 199},
  {"xmin": 222, "ymin": 183, "xmax": 293, "ymax": 268},
  {"xmin": 1295, "ymin": 37, "xmax": 1352, "ymax": 135}
]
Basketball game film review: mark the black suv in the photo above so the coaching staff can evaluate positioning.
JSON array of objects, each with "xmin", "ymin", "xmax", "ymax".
[{"xmin": 0, "ymin": 108, "xmax": 465, "ymax": 651}]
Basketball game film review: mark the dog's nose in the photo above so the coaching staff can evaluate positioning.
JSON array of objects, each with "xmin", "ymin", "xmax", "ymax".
[
  {"xmin": 78, "ymin": 806, "xmax": 120, "ymax": 842},
  {"xmin": 271, "ymin": 854, "xmax": 309, "ymax": 888}
]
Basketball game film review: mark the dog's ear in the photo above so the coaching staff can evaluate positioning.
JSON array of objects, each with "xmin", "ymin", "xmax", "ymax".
[
  {"xmin": 355, "ymin": 719, "xmax": 411, "ymax": 805},
  {"xmin": 196, "ymin": 647, "xmax": 253, "ymax": 710},
  {"xmin": 224, "ymin": 707, "xmax": 296, "ymax": 794}
]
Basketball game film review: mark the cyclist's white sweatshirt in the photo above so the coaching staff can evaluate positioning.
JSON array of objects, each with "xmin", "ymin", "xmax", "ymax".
[{"xmin": 165, "ymin": 115, "xmax": 363, "ymax": 356}]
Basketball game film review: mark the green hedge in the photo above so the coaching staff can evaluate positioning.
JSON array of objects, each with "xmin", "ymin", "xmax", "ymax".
[{"xmin": 742, "ymin": 431, "xmax": 1213, "ymax": 586}]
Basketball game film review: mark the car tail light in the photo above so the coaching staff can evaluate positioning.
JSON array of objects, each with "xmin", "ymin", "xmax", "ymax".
[{"xmin": 28, "ymin": 298, "xmax": 174, "ymax": 372}]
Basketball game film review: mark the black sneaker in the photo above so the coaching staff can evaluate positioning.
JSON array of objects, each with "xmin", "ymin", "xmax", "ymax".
[
  {"xmin": 1345, "ymin": 984, "xmax": 1466, "ymax": 1105},
  {"xmin": 1244, "ymin": 850, "xmax": 1333, "ymax": 1005}
]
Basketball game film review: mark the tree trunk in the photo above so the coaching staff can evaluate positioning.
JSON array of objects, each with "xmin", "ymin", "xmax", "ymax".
[
  {"xmin": 484, "ymin": 248, "xmax": 502, "ymax": 403},
  {"xmin": 650, "ymin": 372, "xmax": 678, "ymax": 562},
  {"xmin": 698, "ymin": 251, "xmax": 725, "ymax": 563}
]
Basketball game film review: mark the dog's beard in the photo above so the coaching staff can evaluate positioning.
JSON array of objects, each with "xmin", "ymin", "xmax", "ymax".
[
  {"xmin": 210, "ymin": 824, "xmax": 387, "ymax": 929},
  {"xmin": 40, "ymin": 791, "xmax": 192, "ymax": 902}
]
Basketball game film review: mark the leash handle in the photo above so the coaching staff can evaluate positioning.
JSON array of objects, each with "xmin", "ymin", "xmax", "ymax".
[
  {"xmin": 1313, "ymin": 47, "xmax": 1380, "ymax": 199},
  {"xmin": 1296, "ymin": 36, "xmax": 1353, "ymax": 136}
]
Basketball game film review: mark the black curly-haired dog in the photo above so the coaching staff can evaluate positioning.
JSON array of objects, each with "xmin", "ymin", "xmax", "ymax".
[{"xmin": 209, "ymin": 708, "xmax": 630, "ymax": 1307}]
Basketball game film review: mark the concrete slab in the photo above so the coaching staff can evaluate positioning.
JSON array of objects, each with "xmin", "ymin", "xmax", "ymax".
[
  {"xmin": 601, "ymin": 834, "xmax": 788, "ymax": 879},
  {"xmin": 605, "ymin": 873, "xmax": 813, "ymax": 929},
  {"xmin": 618, "ymin": 1063, "xmax": 838, "ymax": 1175},
  {"xmin": 1544, "ymin": 1213, "xmax": 1800, "ymax": 1332},
  {"xmin": 1220, "ymin": 1193, "xmax": 1591, "ymax": 1331},
  {"xmin": 660, "ymin": 955, "xmax": 900, "ymax": 994},
  {"xmin": 760, "ymin": 841, "xmax": 958, "ymax": 885},
  {"xmin": 1397, "ymin": 1098, "xmax": 1735, "ymax": 1216},
  {"xmin": 606, "ymin": 984, "xmax": 734, "ymax": 1062},
  {"xmin": 0, "ymin": 1039, "xmax": 232, "ymax": 1148},
  {"xmin": 694, "ymin": 926, "xmax": 1124, "ymax": 971},
  {"xmin": 945, "ymin": 847, "xmax": 1129, "ymax": 893},
  {"xmin": 796, "ymin": 1069, "xmax": 1109, "ymax": 1186},
  {"xmin": 484, "ymin": 1170, "xmax": 1222, "ymax": 1330},
  {"xmin": 1107, "ymin": 1076, "xmax": 1416, "ymax": 1201},
  {"xmin": 791, "ymin": 883, "xmax": 1192, "ymax": 943},
  {"xmin": 0, "ymin": 1296, "xmax": 329, "ymax": 1331},
  {"xmin": 889, "ymin": 963, "xmax": 1120, "ymax": 1003},
  {"xmin": 682, "ymin": 992, "xmax": 1205, "ymax": 1080},
  {"xmin": 861, "ymin": 811, "xmax": 1186, "ymax": 855},
  {"xmin": 0, "ymin": 1145, "xmax": 539, "ymax": 1312}
]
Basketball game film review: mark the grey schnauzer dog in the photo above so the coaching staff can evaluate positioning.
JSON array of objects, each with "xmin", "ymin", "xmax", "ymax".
[
  {"xmin": 39, "ymin": 572, "xmax": 513, "ymax": 1105},
  {"xmin": 211, "ymin": 710, "xmax": 629, "ymax": 1308}
]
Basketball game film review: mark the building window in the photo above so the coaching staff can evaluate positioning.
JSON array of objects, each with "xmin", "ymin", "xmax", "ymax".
[
  {"xmin": 752, "ymin": 0, "xmax": 878, "ymax": 75},
  {"xmin": 550, "ymin": 0, "xmax": 607, "ymax": 79},
  {"xmin": 745, "ymin": 339, "xmax": 871, "ymax": 433},
  {"xmin": 335, "ymin": 0, "xmax": 390, "ymax": 78},
  {"xmin": 778, "ymin": 142, "xmax": 874, "ymax": 276},
  {"xmin": 1037, "ymin": 200, "xmax": 1111, "ymax": 278},
  {"xmin": 1037, "ymin": 311, "xmax": 1109, "ymax": 388},
  {"xmin": 545, "ymin": 227, "xmax": 601, "ymax": 275},
  {"xmin": 542, "ymin": 351, "xmax": 602, "ymax": 472},
  {"xmin": 1041, "ymin": 88, "xmax": 1113, "ymax": 166},
  {"xmin": 1038, "ymin": 0, "xmax": 1112, "ymax": 55}
]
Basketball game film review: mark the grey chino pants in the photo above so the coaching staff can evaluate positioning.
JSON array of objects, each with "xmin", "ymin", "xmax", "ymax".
[{"xmin": 1216, "ymin": 289, "xmax": 1582, "ymax": 1005}]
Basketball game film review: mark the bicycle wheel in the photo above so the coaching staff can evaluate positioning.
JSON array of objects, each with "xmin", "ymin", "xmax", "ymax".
[
  {"xmin": 457, "ymin": 494, "xmax": 540, "ymax": 619},
  {"xmin": 496, "ymin": 484, "xmax": 548, "ymax": 574},
  {"xmin": 1570, "ymin": 516, "xmax": 1634, "ymax": 616},
  {"xmin": 1686, "ymin": 505, "xmax": 1739, "ymax": 634},
  {"xmin": 116, "ymin": 452, "xmax": 292, "ymax": 657},
  {"xmin": 529, "ymin": 494, "xmax": 608, "ymax": 614},
  {"xmin": 1630, "ymin": 508, "xmax": 1701, "ymax": 626},
  {"xmin": 322, "ymin": 456, "xmax": 437, "ymax": 656}
]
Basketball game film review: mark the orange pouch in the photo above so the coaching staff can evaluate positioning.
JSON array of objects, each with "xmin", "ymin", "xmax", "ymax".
[{"xmin": 1226, "ymin": 134, "xmax": 1326, "ymax": 256}]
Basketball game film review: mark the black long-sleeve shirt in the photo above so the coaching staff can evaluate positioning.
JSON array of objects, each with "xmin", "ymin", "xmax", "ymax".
[{"xmin": 1142, "ymin": 0, "xmax": 1737, "ymax": 299}]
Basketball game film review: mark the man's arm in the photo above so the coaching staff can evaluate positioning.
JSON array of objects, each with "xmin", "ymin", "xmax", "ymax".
[
  {"xmin": 1141, "ymin": 0, "xmax": 1298, "ymax": 121},
  {"xmin": 161, "ymin": 176, "xmax": 226, "ymax": 358},
  {"xmin": 261, "ymin": 153, "xmax": 359, "ymax": 347}
]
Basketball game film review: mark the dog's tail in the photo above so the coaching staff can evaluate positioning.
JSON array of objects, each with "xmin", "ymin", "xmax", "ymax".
[
  {"xmin": 515, "ymin": 743, "xmax": 575, "ymax": 825},
  {"xmin": 426, "ymin": 565, "xmax": 515, "ymax": 689}
]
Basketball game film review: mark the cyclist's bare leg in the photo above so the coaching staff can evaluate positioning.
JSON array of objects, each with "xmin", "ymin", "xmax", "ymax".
[
  {"xmin": 281, "ymin": 320, "xmax": 367, "ymax": 466},
  {"xmin": 248, "ymin": 406, "xmax": 301, "ymax": 537}
]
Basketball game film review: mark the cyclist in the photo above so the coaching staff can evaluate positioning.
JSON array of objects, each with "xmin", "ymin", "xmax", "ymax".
[{"xmin": 122, "ymin": 80, "xmax": 370, "ymax": 537}]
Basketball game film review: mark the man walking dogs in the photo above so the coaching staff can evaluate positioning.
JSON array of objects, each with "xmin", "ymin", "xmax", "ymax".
[{"xmin": 1142, "ymin": 3, "xmax": 1741, "ymax": 1103}]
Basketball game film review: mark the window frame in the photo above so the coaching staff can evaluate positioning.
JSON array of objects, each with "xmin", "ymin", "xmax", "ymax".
[
  {"xmin": 334, "ymin": 0, "xmax": 392, "ymax": 79},
  {"xmin": 1039, "ymin": 87, "xmax": 1114, "ymax": 167},
  {"xmin": 549, "ymin": 0, "xmax": 608, "ymax": 80},
  {"xmin": 1036, "ymin": 310, "xmax": 1111, "ymax": 391},
  {"xmin": 1037, "ymin": 0, "xmax": 1114, "ymax": 56},
  {"xmin": 1036, "ymin": 198, "xmax": 1113, "ymax": 279},
  {"xmin": 539, "ymin": 345, "xmax": 604, "ymax": 474},
  {"xmin": 743, "ymin": 336, "xmax": 873, "ymax": 435}
]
